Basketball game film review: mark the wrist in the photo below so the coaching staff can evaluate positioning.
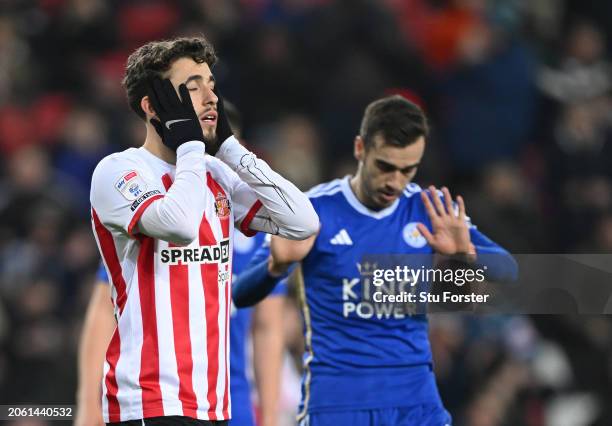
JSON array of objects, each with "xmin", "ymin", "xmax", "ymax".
[
  {"xmin": 454, "ymin": 243, "xmax": 477, "ymax": 263},
  {"xmin": 267, "ymin": 256, "xmax": 290, "ymax": 277},
  {"xmin": 176, "ymin": 140, "xmax": 206, "ymax": 157},
  {"xmin": 215, "ymin": 135, "xmax": 242, "ymax": 158}
]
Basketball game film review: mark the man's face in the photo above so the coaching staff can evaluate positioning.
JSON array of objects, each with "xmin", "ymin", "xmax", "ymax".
[
  {"xmin": 357, "ymin": 134, "xmax": 425, "ymax": 209},
  {"xmin": 164, "ymin": 57, "xmax": 218, "ymax": 143}
]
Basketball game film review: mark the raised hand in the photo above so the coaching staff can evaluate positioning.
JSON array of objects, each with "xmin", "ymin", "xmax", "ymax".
[
  {"xmin": 417, "ymin": 186, "xmax": 474, "ymax": 256},
  {"xmin": 148, "ymin": 77, "xmax": 204, "ymax": 151},
  {"xmin": 210, "ymin": 86, "xmax": 234, "ymax": 155}
]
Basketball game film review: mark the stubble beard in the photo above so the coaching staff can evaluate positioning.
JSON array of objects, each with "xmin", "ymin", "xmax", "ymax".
[{"xmin": 202, "ymin": 128, "xmax": 219, "ymax": 153}]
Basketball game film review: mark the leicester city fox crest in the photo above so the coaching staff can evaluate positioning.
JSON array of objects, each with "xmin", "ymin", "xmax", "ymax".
[{"xmin": 214, "ymin": 191, "xmax": 231, "ymax": 218}]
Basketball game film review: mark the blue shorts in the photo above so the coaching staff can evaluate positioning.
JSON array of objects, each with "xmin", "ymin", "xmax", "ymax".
[{"xmin": 298, "ymin": 404, "xmax": 452, "ymax": 426}]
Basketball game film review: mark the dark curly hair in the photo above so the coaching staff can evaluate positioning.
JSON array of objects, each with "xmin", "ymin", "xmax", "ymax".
[
  {"xmin": 123, "ymin": 36, "xmax": 217, "ymax": 120},
  {"xmin": 360, "ymin": 95, "xmax": 429, "ymax": 149}
]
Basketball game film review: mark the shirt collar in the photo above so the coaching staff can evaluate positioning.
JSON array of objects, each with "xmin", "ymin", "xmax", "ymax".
[{"xmin": 340, "ymin": 176, "xmax": 400, "ymax": 219}]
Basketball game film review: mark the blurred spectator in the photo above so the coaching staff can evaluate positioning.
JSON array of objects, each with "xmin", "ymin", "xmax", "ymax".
[
  {"xmin": 464, "ymin": 162, "xmax": 550, "ymax": 252},
  {"xmin": 53, "ymin": 106, "xmax": 114, "ymax": 207},
  {"xmin": 256, "ymin": 114, "xmax": 323, "ymax": 190},
  {"xmin": 433, "ymin": 2, "xmax": 537, "ymax": 175},
  {"xmin": 0, "ymin": 17, "xmax": 31, "ymax": 103},
  {"xmin": 539, "ymin": 21, "xmax": 611, "ymax": 103}
]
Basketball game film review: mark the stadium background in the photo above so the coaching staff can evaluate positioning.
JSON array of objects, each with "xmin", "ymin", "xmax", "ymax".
[{"xmin": 0, "ymin": 0, "xmax": 611, "ymax": 425}]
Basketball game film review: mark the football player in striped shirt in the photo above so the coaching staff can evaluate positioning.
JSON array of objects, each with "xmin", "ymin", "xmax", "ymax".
[
  {"xmin": 77, "ymin": 104, "xmax": 286, "ymax": 426},
  {"xmin": 77, "ymin": 236, "xmax": 285, "ymax": 426},
  {"xmin": 89, "ymin": 36, "xmax": 318, "ymax": 425},
  {"xmin": 231, "ymin": 95, "xmax": 518, "ymax": 426}
]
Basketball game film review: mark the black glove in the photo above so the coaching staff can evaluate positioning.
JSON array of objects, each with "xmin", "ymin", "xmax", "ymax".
[
  {"xmin": 209, "ymin": 86, "xmax": 233, "ymax": 156},
  {"xmin": 148, "ymin": 77, "xmax": 205, "ymax": 152}
]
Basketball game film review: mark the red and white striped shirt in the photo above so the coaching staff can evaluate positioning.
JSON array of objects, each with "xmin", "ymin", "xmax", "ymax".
[{"xmin": 90, "ymin": 141, "xmax": 268, "ymax": 422}]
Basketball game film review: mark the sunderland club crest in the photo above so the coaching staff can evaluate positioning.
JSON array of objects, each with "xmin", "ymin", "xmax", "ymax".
[{"xmin": 214, "ymin": 192, "xmax": 231, "ymax": 218}]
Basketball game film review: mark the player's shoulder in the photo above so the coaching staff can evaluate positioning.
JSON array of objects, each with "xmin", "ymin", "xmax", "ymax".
[
  {"xmin": 205, "ymin": 155, "xmax": 241, "ymax": 190},
  {"xmin": 396, "ymin": 182, "xmax": 425, "ymax": 217},
  {"xmin": 402, "ymin": 182, "xmax": 423, "ymax": 199},
  {"xmin": 93, "ymin": 147, "xmax": 149, "ymax": 179},
  {"xmin": 90, "ymin": 148, "xmax": 158, "ymax": 202},
  {"xmin": 306, "ymin": 178, "xmax": 343, "ymax": 200}
]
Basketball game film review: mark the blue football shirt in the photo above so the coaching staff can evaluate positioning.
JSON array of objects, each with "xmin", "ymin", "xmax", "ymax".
[{"xmin": 243, "ymin": 176, "xmax": 515, "ymax": 417}]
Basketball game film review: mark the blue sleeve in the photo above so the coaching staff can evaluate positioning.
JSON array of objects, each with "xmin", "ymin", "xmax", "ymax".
[
  {"xmin": 97, "ymin": 263, "xmax": 109, "ymax": 283},
  {"xmin": 270, "ymin": 278, "xmax": 288, "ymax": 296},
  {"xmin": 470, "ymin": 228, "xmax": 518, "ymax": 281},
  {"xmin": 422, "ymin": 190, "xmax": 518, "ymax": 282},
  {"xmin": 231, "ymin": 242, "xmax": 294, "ymax": 308}
]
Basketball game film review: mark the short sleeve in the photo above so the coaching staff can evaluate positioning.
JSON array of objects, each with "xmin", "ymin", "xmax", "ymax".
[{"xmin": 90, "ymin": 153, "xmax": 165, "ymax": 237}]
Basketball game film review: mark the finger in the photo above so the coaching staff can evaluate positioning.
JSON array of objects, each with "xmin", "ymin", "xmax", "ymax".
[
  {"xmin": 152, "ymin": 77, "xmax": 171, "ymax": 112},
  {"xmin": 178, "ymin": 83, "xmax": 194, "ymax": 110},
  {"xmin": 421, "ymin": 191, "xmax": 438, "ymax": 219},
  {"xmin": 214, "ymin": 85, "xmax": 225, "ymax": 115},
  {"xmin": 416, "ymin": 223, "xmax": 435, "ymax": 246},
  {"xmin": 150, "ymin": 118, "xmax": 163, "ymax": 138},
  {"xmin": 430, "ymin": 185, "xmax": 447, "ymax": 216},
  {"xmin": 457, "ymin": 195, "xmax": 467, "ymax": 221},
  {"xmin": 216, "ymin": 92, "xmax": 225, "ymax": 115},
  {"xmin": 442, "ymin": 187, "xmax": 454, "ymax": 216},
  {"xmin": 147, "ymin": 79, "xmax": 164, "ymax": 115},
  {"xmin": 162, "ymin": 78, "xmax": 181, "ymax": 106}
]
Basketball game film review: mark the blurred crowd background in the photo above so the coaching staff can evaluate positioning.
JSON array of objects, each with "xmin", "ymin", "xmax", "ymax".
[{"xmin": 0, "ymin": 0, "xmax": 611, "ymax": 425}]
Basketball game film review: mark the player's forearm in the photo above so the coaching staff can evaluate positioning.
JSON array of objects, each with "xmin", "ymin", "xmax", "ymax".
[
  {"xmin": 232, "ymin": 258, "xmax": 293, "ymax": 308},
  {"xmin": 253, "ymin": 298, "xmax": 285, "ymax": 426},
  {"xmin": 76, "ymin": 284, "xmax": 115, "ymax": 405},
  {"xmin": 470, "ymin": 229, "xmax": 518, "ymax": 281},
  {"xmin": 139, "ymin": 141, "xmax": 206, "ymax": 245},
  {"xmin": 216, "ymin": 137, "xmax": 319, "ymax": 240}
]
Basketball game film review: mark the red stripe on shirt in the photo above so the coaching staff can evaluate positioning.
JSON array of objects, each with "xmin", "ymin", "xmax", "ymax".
[
  {"xmin": 240, "ymin": 200, "xmax": 262, "ymax": 237},
  {"xmin": 170, "ymin": 254, "xmax": 198, "ymax": 417},
  {"xmin": 161, "ymin": 173, "xmax": 173, "ymax": 191},
  {"xmin": 199, "ymin": 214, "xmax": 220, "ymax": 419},
  {"xmin": 206, "ymin": 173, "xmax": 231, "ymax": 415},
  {"xmin": 223, "ymin": 265, "xmax": 231, "ymax": 418},
  {"xmin": 163, "ymin": 172, "xmax": 198, "ymax": 417},
  {"xmin": 137, "ymin": 236, "xmax": 164, "ymax": 417},
  {"xmin": 92, "ymin": 208, "xmax": 128, "ymax": 314},
  {"xmin": 127, "ymin": 194, "xmax": 164, "ymax": 237},
  {"xmin": 104, "ymin": 329, "xmax": 122, "ymax": 422}
]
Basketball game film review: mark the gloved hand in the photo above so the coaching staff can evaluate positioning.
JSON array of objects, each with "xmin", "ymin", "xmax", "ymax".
[
  {"xmin": 209, "ymin": 86, "xmax": 234, "ymax": 156},
  {"xmin": 148, "ymin": 77, "xmax": 205, "ymax": 151}
]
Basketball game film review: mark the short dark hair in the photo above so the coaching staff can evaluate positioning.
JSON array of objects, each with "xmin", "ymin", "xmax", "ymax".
[
  {"xmin": 359, "ymin": 95, "xmax": 429, "ymax": 149},
  {"xmin": 123, "ymin": 36, "xmax": 217, "ymax": 119}
]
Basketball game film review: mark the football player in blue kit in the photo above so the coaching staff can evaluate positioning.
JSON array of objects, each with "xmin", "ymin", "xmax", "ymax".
[
  {"xmin": 231, "ymin": 95, "xmax": 518, "ymax": 426},
  {"xmin": 229, "ymin": 231, "xmax": 285, "ymax": 426}
]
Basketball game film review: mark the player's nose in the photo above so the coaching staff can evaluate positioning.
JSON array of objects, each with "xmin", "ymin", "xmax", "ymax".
[
  {"xmin": 386, "ymin": 171, "xmax": 406, "ymax": 193},
  {"xmin": 202, "ymin": 85, "xmax": 218, "ymax": 106}
]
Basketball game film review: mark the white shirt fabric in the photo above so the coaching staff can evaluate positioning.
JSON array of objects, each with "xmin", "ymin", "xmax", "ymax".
[{"xmin": 90, "ymin": 137, "xmax": 317, "ymax": 422}]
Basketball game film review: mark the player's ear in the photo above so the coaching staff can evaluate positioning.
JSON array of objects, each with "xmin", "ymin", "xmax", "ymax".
[
  {"xmin": 354, "ymin": 135, "xmax": 365, "ymax": 161},
  {"xmin": 141, "ymin": 96, "xmax": 156, "ymax": 118}
]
